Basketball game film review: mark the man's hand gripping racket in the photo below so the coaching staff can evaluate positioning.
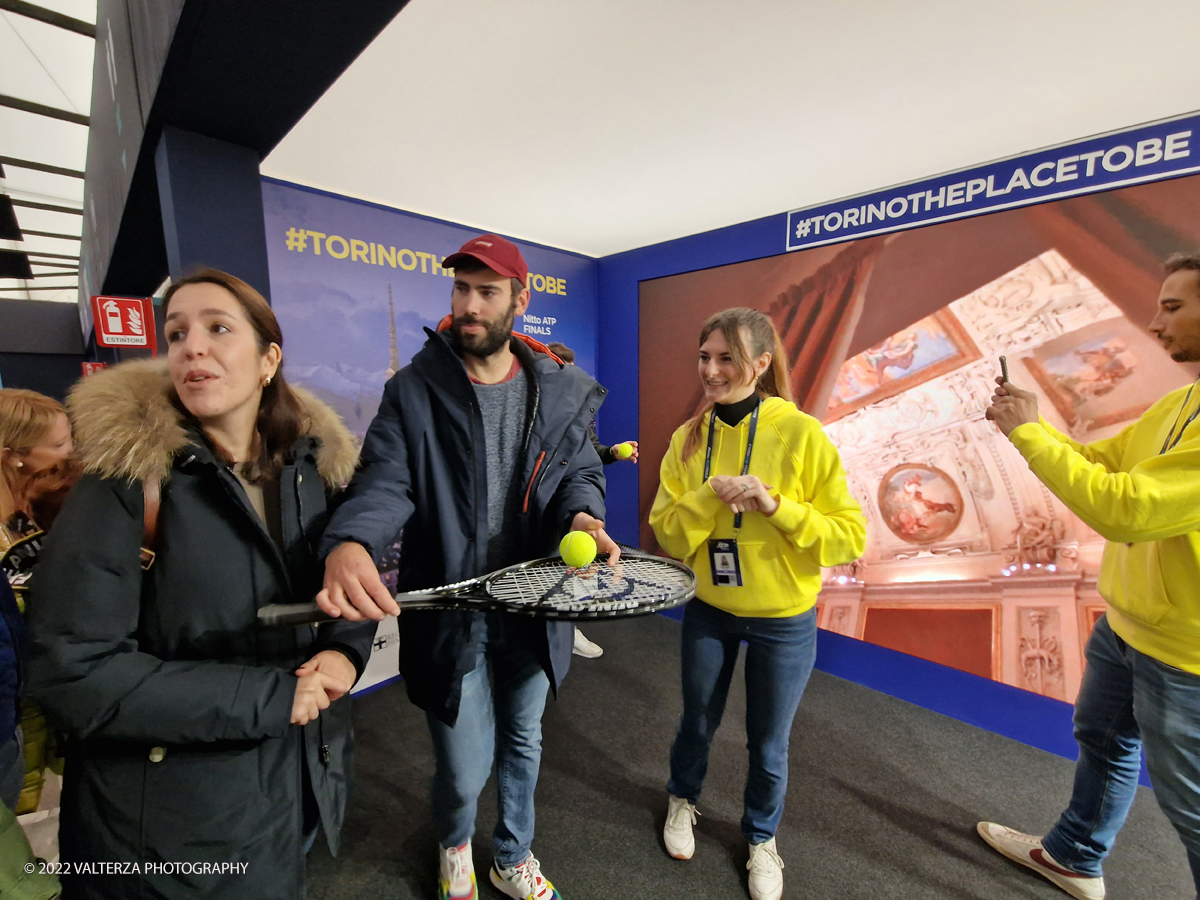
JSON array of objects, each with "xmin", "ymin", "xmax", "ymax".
[{"xmin": 261, "ymin": 539, "xmax": 696, "ymax": 627}]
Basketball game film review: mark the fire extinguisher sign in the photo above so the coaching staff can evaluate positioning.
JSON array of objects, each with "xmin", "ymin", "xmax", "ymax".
[{"xmin": 90, "ymin": 295, "xmax": 157, "ymax": 354}]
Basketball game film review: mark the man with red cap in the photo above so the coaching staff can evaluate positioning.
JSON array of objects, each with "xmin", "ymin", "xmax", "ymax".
[{"xmin": 318, "ymin": 234, "xmax": 616, "ymax": 900}]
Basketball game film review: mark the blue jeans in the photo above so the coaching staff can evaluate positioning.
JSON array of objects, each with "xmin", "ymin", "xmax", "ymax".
[
  {"xmin": 668, "ymin": 599, "xmax": 817, "ymax": 844},
  {"xmin": 1043, "ymin": 614, "xmax": 1200, "ymax": 895},
  {"xmin": 426, "ymin": 613, "xmax": 550, "ymax": 868}
]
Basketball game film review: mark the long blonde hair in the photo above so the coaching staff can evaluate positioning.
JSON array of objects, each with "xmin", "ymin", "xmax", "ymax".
[
  {"xmin": 682, "ymin": 308, "xmax": 792, "ymax": 460},
  {"xmin": 0, "ymin": 388, "xmax": 66, "ymax": 522}
]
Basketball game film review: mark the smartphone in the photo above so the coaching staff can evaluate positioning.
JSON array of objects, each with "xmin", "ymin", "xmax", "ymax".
[{"xmin": 999, "ymin": 355, "xmax": 1009, "ymax": 382}]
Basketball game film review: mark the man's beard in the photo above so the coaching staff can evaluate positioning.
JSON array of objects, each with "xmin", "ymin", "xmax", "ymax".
[{"xmin": 450, "ymin": 301, "xmax": 516, "ymax": 359}]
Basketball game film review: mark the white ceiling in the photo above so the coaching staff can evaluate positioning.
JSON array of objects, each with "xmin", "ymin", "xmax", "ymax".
[
  {"xmin": 0, "ymin": 0, "xmax": 94, "ymax": 302},
  {"xmin": 264, "ymin": 0, "xmax": 1200, "ymax": 257}
]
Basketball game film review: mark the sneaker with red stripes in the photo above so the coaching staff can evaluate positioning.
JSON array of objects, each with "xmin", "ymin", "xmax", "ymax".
[
  {"xmin": 976, "ymin": 822, "xmax": 1105, "ymax": 900},
  {"xmin": 489, "ymin": 852, "xmax": 560, "ymax": 900}
]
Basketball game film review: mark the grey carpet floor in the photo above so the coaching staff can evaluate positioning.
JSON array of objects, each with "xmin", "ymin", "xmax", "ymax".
[{"xmin": 308, "ymin": 614, "xmax": 1192, "ymax": 899}]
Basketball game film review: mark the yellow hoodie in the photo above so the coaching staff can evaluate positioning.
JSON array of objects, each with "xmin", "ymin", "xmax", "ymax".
[
  {"xmin": 1009, "ymin": 382, "xmax": 1200, "ymax": 673},
  {"xmin": 650, "ymin": 397, "xmax": 866, "ymax": 617}
]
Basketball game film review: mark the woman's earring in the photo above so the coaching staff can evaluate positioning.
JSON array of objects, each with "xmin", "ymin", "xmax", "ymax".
[
  {"xmin": 264, "ymin": 375, "xmax": 273, "ymax": 386},
  {"xmin": 15, "ymin": 461, "xmax": 23, "ymax": 468}
]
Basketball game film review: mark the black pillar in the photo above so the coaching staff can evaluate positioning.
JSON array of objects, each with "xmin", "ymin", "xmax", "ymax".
[{"xmin": 154, "ymin": 126, "xmax": 272, "ymax": 300}]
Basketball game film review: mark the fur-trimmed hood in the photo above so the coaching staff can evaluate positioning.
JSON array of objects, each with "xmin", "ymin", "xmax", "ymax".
[{"xmin": 67, "ymin": 359, "xmax": 358, "ymax": 488}]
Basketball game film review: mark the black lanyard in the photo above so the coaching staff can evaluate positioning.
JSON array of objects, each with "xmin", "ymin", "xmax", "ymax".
[
  {"xmin": 1161, "ymin": 380, "xmax": 1200, "ymax": 455},
  {"xmin": 703, "ymin": 400, "xmax": 760, "ymax": 530}
]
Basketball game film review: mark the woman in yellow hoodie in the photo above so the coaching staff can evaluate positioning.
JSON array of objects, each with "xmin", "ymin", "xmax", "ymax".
[{"xmin": 650, "ymin": 308, "xmax": 866, "ymax": 900}]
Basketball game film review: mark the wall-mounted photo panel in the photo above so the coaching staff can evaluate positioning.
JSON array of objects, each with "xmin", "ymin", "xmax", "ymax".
[{"xmin": 639, "ymin": 174, "xmax": 1200, "ymax": 704}]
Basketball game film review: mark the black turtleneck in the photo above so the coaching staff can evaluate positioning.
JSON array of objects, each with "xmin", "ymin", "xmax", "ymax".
[{"xmin": 714, "ymin": 392, "xmax": 760, "ymax": 426}]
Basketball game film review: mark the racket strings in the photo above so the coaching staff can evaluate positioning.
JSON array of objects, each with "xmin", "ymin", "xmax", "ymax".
[{"xmin": 487, "ymin": 557, "xmax": 692, "ymax": 613}]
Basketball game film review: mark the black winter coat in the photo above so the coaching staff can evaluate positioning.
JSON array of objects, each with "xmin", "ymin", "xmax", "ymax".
[
  {"xmin": 321, "ymin": 330, "xmax": 607, "ymax": 725},
  {"xmin": 25, "ymin": 360, "xmax": 373, "ymax": 900}
]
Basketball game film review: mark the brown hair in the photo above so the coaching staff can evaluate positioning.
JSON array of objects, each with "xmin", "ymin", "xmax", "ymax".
[
  {"xmin": 1165, "ymin": 252, "xmax": 1200, "ymax": 276},
  {"xmin": 450, "ymin": 257, "xmax": 525, "ymax": 303},
  {"xmin": 162, "ymin": 269, "xmax": 306, "ymax": 483},
  {"xmin": 0, "ymin": 388, "xmax": 68, "ymax": 523},
  {"xmin": 546, "ymin": 342, "xmax": 575, "ymax": 363},
  {"xmin": 681, "ymin": 308, "xmax": 793, "ymax": 460}
]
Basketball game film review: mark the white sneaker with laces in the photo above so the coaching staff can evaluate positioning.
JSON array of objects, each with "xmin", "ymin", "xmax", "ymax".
[
  {"xmin": 572, "ymin": 628, "xmax": 604, "ymax": 658},
  {"xmin": 977, "ymin": 822, "xmax": 1105, "ymax": 900},
  {"xmin": 663, "ymin": 794, "xmax": 699, "ymax": 860},
  {"xmin": 489, "ymin": 852, "xmax": 560, "ymax": 900},
  {"xmin": 437, "ymin": 841, "xmax": 477, "ymax": 900},
  {"xmin": 746, "ymin": 837, "xmax": 784, "ymax": 900}
]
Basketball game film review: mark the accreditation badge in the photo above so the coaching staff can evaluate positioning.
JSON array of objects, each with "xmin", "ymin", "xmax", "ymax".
[{"xmin": 707, "ymin": 538, "xmax": 743, "ymax": 587}]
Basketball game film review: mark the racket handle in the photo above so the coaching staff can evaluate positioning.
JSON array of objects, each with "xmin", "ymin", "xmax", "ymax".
[{"xmin": 258, "ymin": 601, "xmax": 330, "ymax": 626}]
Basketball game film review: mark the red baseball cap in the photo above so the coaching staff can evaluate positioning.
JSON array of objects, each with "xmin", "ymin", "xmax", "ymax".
[{"xmin": 442, "ymin": 234, "xmax": 529, "ymax": 287}]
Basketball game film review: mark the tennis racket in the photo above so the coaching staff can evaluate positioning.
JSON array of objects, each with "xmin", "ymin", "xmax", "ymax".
[{"xmin": 258, "ymin": 548, "xmax": 696, "ymax": 626}]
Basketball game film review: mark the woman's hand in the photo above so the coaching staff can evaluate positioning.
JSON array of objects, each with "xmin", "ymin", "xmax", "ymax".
[
  {"xmin": 291, "ymin": 668, "xmax": 351, "ymax": 725},
  {"xmin": 709, "ymin": 475, "xmax": 779, "ymax": 516},
  {"xmin": 295, "ymin": 650, "xmax": 357, "ymax": 701}
]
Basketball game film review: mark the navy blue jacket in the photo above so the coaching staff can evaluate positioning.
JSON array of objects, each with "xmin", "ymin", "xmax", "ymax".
[
  {"xmin": 321, "ymin": 330, "xmax": 607, "ymax": 725},
  {"xmin": 0, "ymin": 576, "xmax": 21, "ymax": 741}
]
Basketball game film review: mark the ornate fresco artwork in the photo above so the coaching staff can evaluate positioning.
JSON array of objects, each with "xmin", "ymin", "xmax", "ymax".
[
  {"xmin": 825, "ymin": 308, "xmax": 981, "ymax": 422},
  {"xmin": 1019, "ymin": 608, "xmax": 1066, "ymax": 701},
  {"xmin": 1011, "ymin": 506, "xmax": 1067, "ymax": 567},
  {"xmin": 1021, "ymin": 316, "xmax": 1169, "ymax": 433},
  {"xmin": 877, "ymin": 464, "xmax": 964, "ymax": 544}
]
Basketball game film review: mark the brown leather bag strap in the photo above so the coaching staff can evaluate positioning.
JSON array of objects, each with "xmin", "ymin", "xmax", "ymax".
[{"xmin": 140, "ymin": 479, "xmax": 161, "ymax": 570}]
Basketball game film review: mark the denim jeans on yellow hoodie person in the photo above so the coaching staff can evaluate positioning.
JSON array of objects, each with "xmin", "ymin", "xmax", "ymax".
[
  {"xmin": 651, "ymin": 396, "xmax": 866, "ymax": 841},
  {"xmin": 1008, "ymin": 385, "xmax": 1200, "ymax": 892}
]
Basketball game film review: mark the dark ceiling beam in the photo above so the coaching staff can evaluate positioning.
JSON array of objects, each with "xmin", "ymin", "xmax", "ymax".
[
  {"xmin": 91, "ymin": 0, "xmax": 409, "ymax": 297},
  {"xmin": 0, "ymin": 195, "xmax": 19, "ymax": 240},
  {"xmin": 0, "ymin": 94, "xmax": 90, "ymax": 126},
  {"xmin": 0, "ymin": 156, "xmax": 86, "ymax": 178},
  {"xmin": 0, "ymin": 1, "xmax": 96, "ymax": 37},
  {"xmin": 17, "ymin": 229, "xmax": 80, "ymax": 240},
  {"xmin": 27, "ymin": 251, "xmax": 80, "ymax": 260},
  {"xmin": 11, "ymin": 198, "xmax": 84, "ymax": 215},
  {"xmin": 0, "ymin": 285, "xmax": 78, "ymax": 291}
]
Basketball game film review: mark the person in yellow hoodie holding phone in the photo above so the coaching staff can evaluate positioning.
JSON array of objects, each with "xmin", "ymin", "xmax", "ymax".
[
  {"xmin": 650, "ymin": 308, "xmax": 866, "ymax": 900},
  {"xmin": 978, "ymin": 253, "xmax": 1200, "ymax": 900}
]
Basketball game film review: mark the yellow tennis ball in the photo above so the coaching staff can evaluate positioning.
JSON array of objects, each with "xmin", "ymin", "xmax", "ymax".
[
  {"xmin": 560, "ymin": 531, "xmax": 598, "ymax": 568},
  {"xmin": 614, "ymin": 442, "xmax": 634, "ymax": 460}
]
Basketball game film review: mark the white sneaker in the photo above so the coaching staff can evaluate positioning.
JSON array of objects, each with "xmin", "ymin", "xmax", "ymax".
[
  {"xmin": 977, "ymin": 822, "xmax": 1105, "ymax": 900},
  {"xmin": 746, "ymin": 837, "xmax": 784, "ymax": 900},
  {"xmin": 489, "ymin": 852, "xmax": 560, "ymax": 899},
  {"xmin": 572, "ymin": 627, "xmax": 603, "ymax": 658},
  {"xmin": 663, "ymin": 794, "xmax": 699, "ymax": 860},
  {"xmin": 437, "ymin": 841, "xmax": 476, "ymax": 900}
]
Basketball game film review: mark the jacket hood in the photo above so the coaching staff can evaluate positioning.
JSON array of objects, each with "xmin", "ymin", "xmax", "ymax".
[{"xmin": 67, "ymin": 359, "xmax": 358, "ymax": 488}]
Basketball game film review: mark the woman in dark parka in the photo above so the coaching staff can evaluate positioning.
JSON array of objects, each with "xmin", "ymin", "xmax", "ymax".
[{"xmin": 26, "ymin": 270, "xmax": 374, "ymax": 899}]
